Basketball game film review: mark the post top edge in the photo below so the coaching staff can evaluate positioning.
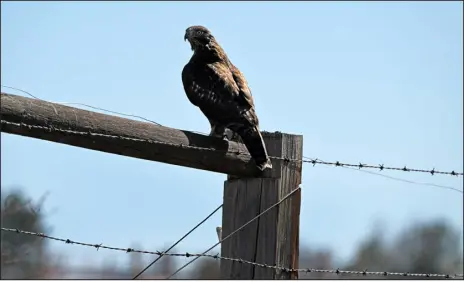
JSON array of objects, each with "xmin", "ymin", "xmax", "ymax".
[{"xmin": 261, "ymin": 131, "xmax": 303, "ymax": 138}]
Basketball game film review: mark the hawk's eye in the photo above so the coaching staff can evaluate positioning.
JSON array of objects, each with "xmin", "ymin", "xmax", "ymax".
[{"xmin": 196, "ymin": 31, "xmax": 202, "ymax": 36}]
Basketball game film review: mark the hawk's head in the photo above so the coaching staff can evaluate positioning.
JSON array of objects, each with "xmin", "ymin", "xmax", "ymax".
[{"xmin": 184, "ymin": 25, "xmax": 215, "ymax": 51}]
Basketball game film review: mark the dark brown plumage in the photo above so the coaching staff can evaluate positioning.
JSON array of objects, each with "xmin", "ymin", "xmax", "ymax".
[{"xmin": 182, "ymin": 25, "xmax": 272, "ymax": 171}]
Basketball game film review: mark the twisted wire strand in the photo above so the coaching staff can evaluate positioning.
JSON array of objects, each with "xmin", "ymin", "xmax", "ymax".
[
  {"xmin": 302, "ymin": 157, "xmax": 463, "ymax": 194},
  {"xmin": 301, "ymin": 157, "xmax": 462, "ymax": 177},
  {"xmin": 1, "ymin": 227, "xmax": 462, "ymax": 279},
  {"xmin": 1, "ymin": 120, "xmax": 462, "ymax": 178}
]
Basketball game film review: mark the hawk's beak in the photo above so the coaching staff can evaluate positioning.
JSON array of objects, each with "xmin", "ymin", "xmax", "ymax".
[{"xmin": 184, "ymin": 32, "xmax": 189, "ymax": 42}]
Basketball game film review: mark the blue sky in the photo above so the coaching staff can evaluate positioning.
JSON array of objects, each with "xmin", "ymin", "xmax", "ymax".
[{"xmin": 1, "ymin": 1, "xmax": 463, "ymax": 272}]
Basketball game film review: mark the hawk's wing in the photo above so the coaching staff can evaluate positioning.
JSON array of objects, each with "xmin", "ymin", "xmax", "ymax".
[
  {"xmin": 229, "ymin": 64, "xmax": 256, "ymax": 110},
  {"xmin": 182, "ymin": 61, "xmax": 258, "ymax": 127},
  {"xmin": 182, "ymin": 59, "xmax": 271, "ymax": 170}
]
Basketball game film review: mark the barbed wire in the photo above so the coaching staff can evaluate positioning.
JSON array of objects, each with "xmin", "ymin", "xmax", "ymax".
[
  {"xmin": 0, "ymin": 119, "xmax": 246, "ymax": 154},
  {"xmin": 345, "ymin": 164, "xmax": 462, "ymax": 193},
  {"xmin": 1, "ymin": 119, "xmax": 462, "ymax": 179},
  {"xmin": 302, "ymin": 157, "xmax": 463, "ymax": 194},
  {"xmin": 302, "ymin": 157, "xmax": 462, "ymax": 177},
  {"xmin": 1, "ymin": 227, "xmax": 462, "ymax": 279}
]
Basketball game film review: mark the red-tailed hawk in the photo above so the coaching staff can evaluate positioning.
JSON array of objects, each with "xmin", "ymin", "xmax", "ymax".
[{"xmin": 182, "ymin": 25, "xmax": 272, "ymax": 171}]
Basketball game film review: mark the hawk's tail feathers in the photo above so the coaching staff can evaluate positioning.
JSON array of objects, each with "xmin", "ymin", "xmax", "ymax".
[{"xmin": 235, "ymin": 126, "xmax": 272, "ymax": 171}]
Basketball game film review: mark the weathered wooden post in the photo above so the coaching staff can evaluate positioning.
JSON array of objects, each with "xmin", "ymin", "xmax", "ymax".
[{"xmin": 220, "ymin": 132, "xmax": 303, "ymax": 279}]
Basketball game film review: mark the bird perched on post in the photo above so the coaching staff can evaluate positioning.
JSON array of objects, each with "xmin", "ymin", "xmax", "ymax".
[{"xmin": 182, "ymin": 25, "xmax": 272, "ymax": 171}]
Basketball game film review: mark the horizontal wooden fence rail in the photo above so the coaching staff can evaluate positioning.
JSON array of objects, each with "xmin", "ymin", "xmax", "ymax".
[{"xmin": 1, "ymin": 92, "xmax": 281, "ymax": 177}]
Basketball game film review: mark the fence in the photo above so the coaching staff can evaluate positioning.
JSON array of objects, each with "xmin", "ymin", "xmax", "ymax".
[{"xmin": 1, "ymin": 92, "xmax": 463, "ymax": 280}]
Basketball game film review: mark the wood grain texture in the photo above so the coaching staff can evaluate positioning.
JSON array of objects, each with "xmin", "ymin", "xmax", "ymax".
[
  {"xmin": 221, "ymin": 132, "xmax": 303, "ymax": 279},
  {"xmin": 0, "ymin": 92, "xmax": 284, "ymax": 177}
]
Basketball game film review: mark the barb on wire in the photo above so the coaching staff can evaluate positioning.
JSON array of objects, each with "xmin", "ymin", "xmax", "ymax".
[
  {"xmin": 1, "ymin": 227, "xmax": 462, "ymax": 279},
  {"xmin": 165, "ymin": 185, "xmax": 302, "ymax": 279},
  {"xmin": 133, "ymin": 204, "xmax": 223, "ymax": 279},
  {"xmin": 302, "ymin": 157, "xmax": 462, "ymax": 177}
]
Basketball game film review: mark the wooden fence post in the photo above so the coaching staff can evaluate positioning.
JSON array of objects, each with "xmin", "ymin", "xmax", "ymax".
[{"xmin": 220, "ymin": 132, "xmax": 303, "ymax": 279}]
